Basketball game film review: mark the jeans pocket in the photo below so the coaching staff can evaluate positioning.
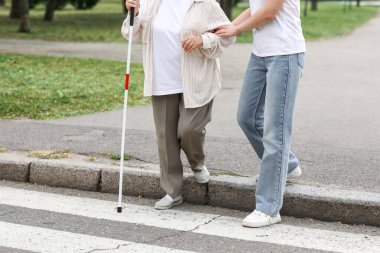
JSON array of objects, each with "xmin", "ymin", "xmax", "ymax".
[
  {"xmin": 297, "ymin": 53, "xmax": 305, "ymax": 78},
  {"xmin": 297, "ymin": 53, "xmax": 305, "ymax": 69}
]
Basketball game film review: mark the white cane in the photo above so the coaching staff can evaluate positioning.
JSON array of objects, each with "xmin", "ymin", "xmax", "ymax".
[{"xmin": 117, "ymin": 7, "xmax": 135, "ymax": 213}]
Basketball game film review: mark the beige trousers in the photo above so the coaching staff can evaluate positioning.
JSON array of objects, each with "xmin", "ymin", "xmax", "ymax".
[{"xmin": 152, "ymin": 94, "xmax": 213, "ymax": 198}]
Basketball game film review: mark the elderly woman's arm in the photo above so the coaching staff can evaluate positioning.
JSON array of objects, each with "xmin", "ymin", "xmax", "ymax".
[
  {"xmin": 121, "ymin": 0, "xmax": 144, "ymax": 42},
  {"xmin": 199, "ymin": 32, "xmax": 235, "ymax": 59},
  {"xmin": 198, "ymin": 1, "xmax": 236, "ymax": 59}
]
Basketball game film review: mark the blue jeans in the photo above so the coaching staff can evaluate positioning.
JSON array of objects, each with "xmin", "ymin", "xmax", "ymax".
[{"xmin": 237, "ymin": 53, "xmax": 304, "ymax": 216}]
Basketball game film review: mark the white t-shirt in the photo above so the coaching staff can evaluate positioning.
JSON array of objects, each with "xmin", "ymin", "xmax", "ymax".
[
  {"xmin": 152, "ymin": 0, "xmax": 192, "ymax": 96},
  {"xmin": 249, "ymin": 0, "xmax": 306, "ymax": 57}
]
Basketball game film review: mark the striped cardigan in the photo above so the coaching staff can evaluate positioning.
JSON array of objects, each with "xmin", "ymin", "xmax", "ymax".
[{"xmin": 121, "ymin": 0, "xmax": 236, "ymax": 108}]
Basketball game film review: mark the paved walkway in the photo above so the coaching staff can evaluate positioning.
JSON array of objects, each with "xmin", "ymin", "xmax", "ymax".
[{"xmin": 1, "ymin": 13, "xmax": 380, "ymax": 193}]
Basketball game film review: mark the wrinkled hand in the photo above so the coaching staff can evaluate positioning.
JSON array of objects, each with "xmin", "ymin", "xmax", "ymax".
[
  {"xmin": 182, "ymin": 35, "xmax": 203, "ymax": 54},
  {"xmin": 214, "ymin": 25, "xmax": 240, "ymax": 37},
  {"xmin": 125, "ymin": 0, "xmax": 140, "ymax": 15}
]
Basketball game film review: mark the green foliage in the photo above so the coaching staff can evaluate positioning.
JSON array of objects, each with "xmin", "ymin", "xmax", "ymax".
[
  {"xmin": 103, "ymin": 152, "xmax": 133, "ymax": 161},
  {"xmin": 55, "ymin": 0, "xmax": 70, "ymax": 10},
  {"xmin": 0, "ymin": 0, "xmax": 125, "ymax": 42},
  {"xmin": 234, "ymin": 0, "xmax": 242, "ymax": 6},
  {"xmin": 70, "ymin": 0, "xmax": 100, "ymax": 10},
  {"xmin": 29, "ymin": 0, "xmax": 43, "ymax": 9},
  {"xmin": 29, "ymin": 0, "xmax": 70, "ymax": 10},
  {"xmin": 0, "ymin": 54, "xmax": 148, "ymax": 119}
]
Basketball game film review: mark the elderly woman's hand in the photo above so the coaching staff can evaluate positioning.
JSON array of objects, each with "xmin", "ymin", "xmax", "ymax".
[
  {"xmin": 182, "ymin": 35, "xmax": 203, "ymax": 54},
  {"xmin": 125, "ymin": 0, "xmax": 140, "ymax": 15}
]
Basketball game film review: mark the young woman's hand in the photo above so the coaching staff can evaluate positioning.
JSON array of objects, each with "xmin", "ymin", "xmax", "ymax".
[
  {"xmin": 215, "ymin": 24, "xmax": 240, "ymax": 37},
  {"xmin": 125, "ymin": 0, "xmax": 140, "ymax": 15},
  {"xmin": 182, "ymin": 35, "xmax": 203, "ymax": 54}
]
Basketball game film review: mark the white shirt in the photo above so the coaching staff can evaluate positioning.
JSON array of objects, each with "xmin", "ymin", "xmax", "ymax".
[
  {"xmin": 152, "ymin": 0, "xmax": 192, "ymax": 96},
  {"xmin": 121, "ymin": 0, "xmax": 235, "ymax": 108},
  {"xmin": 249, "ymin": 0, "xmax": 306, "ymax": 57}
]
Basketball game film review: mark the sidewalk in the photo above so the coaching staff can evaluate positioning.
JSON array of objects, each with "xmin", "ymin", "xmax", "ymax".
[{"xmin": 1, "ymin": 14, "xmax": 380, "ymax": 194}]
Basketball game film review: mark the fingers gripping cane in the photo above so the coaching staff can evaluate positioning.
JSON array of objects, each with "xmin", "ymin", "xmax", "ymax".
[{"xmin": 117, "ymin": 7, "xmax": 135, "ymax": 213}]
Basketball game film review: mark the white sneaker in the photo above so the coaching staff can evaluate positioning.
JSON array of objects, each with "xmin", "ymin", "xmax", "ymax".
[
  {"xmin": 194, "ymin": 165, "xmax": 210, "ymax": 184},
  {"xmin": 287, "ymin": 165, "xmax": 302, "ymax": 179},
  {"xmin": 242, "ymin": 210, "xmax": 281, "ymax": 228},
  {"xmin": 255, "ymin": 165, "xmax": 302, "ymax": 182},
  {"xmin": 154, "ymin": 194, "xmax": 183, "ymax": 210}
]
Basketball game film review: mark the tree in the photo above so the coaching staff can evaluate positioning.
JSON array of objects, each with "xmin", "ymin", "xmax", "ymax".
[
  {"xmin": 19, "ymin": 0, "xmax": 30, "ymax": 32},
  {"xmin": 70, "ymin": 0, "xmax": 99, "ymax": 9},
  {"xmin": 218, "ymin": 0, "xmax": 235, "ymax": 20},
  {"xmin": 311, "ymin": 0, "xmax": 317, "ymax": 11},
  {"xmin": 356, "ymin": 0, "xmax": 361, "ymax": 7},
  {"xmin": 55, "ymin": 0, "xmax": 69, "ymax": 9},
  {"xmin": 304, "ymin": 0, "xmax": 309, "ymax": 17},
  {"xmin": 44, "ymin": 0, "xmax": 56, "ymax": 21},
  {"xmin": 0, "ymin": 0, "xmax": 5, "ymax": 6},
  {"xmin": 234, "ymin": 0, "xmax": 242, "ymax": 7},
  {"xmin": 122, "ymin": 0, "xmax": 127, "ymax": 14},
  {"xmin": 10, "ymin": 0, "xmax": 20, "ymax": 19}
]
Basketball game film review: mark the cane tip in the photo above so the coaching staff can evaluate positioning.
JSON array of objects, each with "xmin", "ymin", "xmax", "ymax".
[{"xmin": 117, "ymin": 207, "xmax": 122, "ymax": 213}]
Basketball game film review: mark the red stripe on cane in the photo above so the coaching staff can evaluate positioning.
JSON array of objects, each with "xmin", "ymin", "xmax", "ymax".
[{"xmin": 125, "ymin": 74, "xmax": 130, "ymax": 90}]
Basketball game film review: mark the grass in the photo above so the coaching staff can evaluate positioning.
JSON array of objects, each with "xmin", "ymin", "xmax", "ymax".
[
  {"xmin": 233, "ymin": 2, "xmax": 379, "ymax": 43},
  {"xmin": 232, "ymin": 4, "xmax": 252, "ymax": 44},
  {"xmin": 0, "ymin": 53, "xmax": 147, "ymax": 119},
  {"xmin": 103, "ymin": 152, "xmax": 133, "ymax": 161},
  {"xmin": 211, "ymin": 170, "xmax": 247, "ymax": 177},
  {"xmin": 0, "ymin": 0, "xmax": 127, "ymax": 42},
  {"xmin": 0, "ymin": 147, "xmax": 7, "ymax": 153},
  {"xmin": 0, "ymin": 2, "xmax": 377, "ymax": 119},
  {"xmin": 28, "ymin": 150, "xmax": 71, "ymax": 159},
  {"xmin": 86, "ymin": 156, "xmax": 97, "ymax": 162},
  {"xmin": 0, "ymin": 1, "xmax": 378, "ymax": 43},
  {"xmin": 301, "ymin": 3, "xmax": 379, "ymax": 40}
]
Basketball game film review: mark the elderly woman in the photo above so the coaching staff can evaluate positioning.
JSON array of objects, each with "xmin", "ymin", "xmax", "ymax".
[{"xmin": 122, "ymin": 0, "xmax": 235, "ymax": 210}]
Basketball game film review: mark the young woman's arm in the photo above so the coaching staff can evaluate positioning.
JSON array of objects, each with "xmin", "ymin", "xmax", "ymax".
[
  {"xmin": 232, "ymin": 8, "xmax": 251, "ymax": 26},
  {"xmin": 216, "ymin": 0, "xmax": 284, "ymax": 37}
]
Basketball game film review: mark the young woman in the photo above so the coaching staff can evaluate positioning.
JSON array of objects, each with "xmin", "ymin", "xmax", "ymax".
[
  {"xmin": 122, "ymin": 0, "xmax": 235, "ymax": 210},
  {"xmin": 216, "ymin": 0, "xmax": 305, "ymax": 227}
]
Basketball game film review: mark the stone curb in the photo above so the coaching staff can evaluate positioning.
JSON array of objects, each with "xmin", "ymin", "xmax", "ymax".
[
  {"xmin": 209, "ymin": 176, "xmax": 380, "ymax": 227},
  {"xmin": 101, "ymin": 167, "xmax": 208, "ymax": 205},
  {"xmin": 0, "ymin": 156, "xmax": 379, "ymax": 227},
  {"xmin": 30, "ymin": 160, "xmax": 102, "ymax": 192},
  {"xmin": 0, "ymin": 156, "xmax": 31, "ymax": 183}
]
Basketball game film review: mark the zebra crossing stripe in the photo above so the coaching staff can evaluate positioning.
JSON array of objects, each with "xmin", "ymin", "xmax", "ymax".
[
  {"xmin": 193, "ymin": 215, "xmax": 380, "ymax": 253},
  {"xmin": 0, "ymin": 186, "xmax": 379, "ymax": 253},
  {"xmin": 0, "ymin": 221, "xmax": 196, "ymax": 253},
  {"xmin": 0, "ymin": 186, "xmax": 217, "ymax": 231}
]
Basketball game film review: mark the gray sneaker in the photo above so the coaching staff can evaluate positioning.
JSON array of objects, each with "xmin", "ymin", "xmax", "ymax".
[
  {"xmin": 154, "ymin": 194, "xmax": 183, "ymax": 210},
  {"xmin": 194, "ymin": 165, "xmax": 210, "ymax": 184}
]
